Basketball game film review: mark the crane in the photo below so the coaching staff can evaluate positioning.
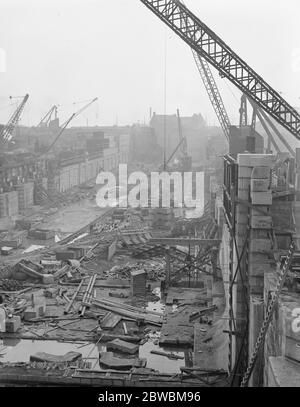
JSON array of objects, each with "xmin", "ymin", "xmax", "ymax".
[
  {"xmin": 178, "ymin": 2, "xmax": 294, "ymax": 156},
  {"xmin": 193, "ymin": 51, "xmax": 231, "ymax": 142},
  {"xmin": 39, "ymin": 97, "xmax": 98, "ymax": 156},
  {"xmin": 38, "ymin": 105, "xmax": 59, "ymax": 128},
  {"xmin": 139, "ymin": 0, "xmax": 300, "ymax": 142},
  {"xmin": 0, "ymin": 94, "xmax": 29, "ymax": 143}
]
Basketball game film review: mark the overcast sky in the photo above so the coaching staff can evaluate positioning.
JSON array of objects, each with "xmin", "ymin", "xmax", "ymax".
[{"xmin": 0, "ymin": 0, "xmax": 300, "ymax": 128}]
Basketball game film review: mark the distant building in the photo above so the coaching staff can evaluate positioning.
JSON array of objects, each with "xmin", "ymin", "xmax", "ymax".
[{"xmin": 150, "ymin": 113, "xmax": 206, "ymax": 160}]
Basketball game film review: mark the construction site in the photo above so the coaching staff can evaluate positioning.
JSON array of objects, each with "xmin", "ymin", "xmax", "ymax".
[{"xmin": 0, "ymin": 0, "xmax": 299, "ymax": 389}]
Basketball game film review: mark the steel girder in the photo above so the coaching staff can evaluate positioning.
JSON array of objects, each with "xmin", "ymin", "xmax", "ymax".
[
  {"xmin": 192, "ymin": 51, "xmax": 231, "ymax": 141},
  {"xmin": 139, "ymin": 0, "xmax": 300, "ymax": 141}
]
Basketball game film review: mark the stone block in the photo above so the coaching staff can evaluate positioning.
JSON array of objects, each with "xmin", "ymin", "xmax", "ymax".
[
  {"xmin": 238, "ymin": 166, "xmax": 253, "ymax": 178},
  {"xmin": 249, "ymin": 253, "xmax": 271, "ymax": 263},
  {"xmin": 251, "ymin": 215, "xmax": 272, "ymax": 229},
  {"xmin": 268, "ymin": 356, "xmax": 300, "ymax": 387},
  {"xmin": 249, "ymin": 238, "xmax": 272, "ymax": 254},
  {"xmin": 251, "ymin": 191, "xmax": 272, "ymax": 205},
  {"xmin": 249, "ymin": 275, "xmax": 264, "ymax": 290},
  {"xmin": 264, "ymin": 271, "xmax": 277, "ymax": 304},
  {"xmin": 249, "ymin": 296, "xmax": 264, "ymax": 386},
  {"xmin": 106, "ymin": 339, "xmax": 139, "ymax": 355},
  {"xmin": 238, "ymin": 154, "xmax": 274, "ymax": 168},
  {"xmin": 24, "ymin": 308, "xmax": 39, "ymax": 321},
  {"xmin": 5, "ymin": 316, "xmax": 21, "ymax": 333},
  {"xmin": 252, "ymin": 166, "xmax": 271, "ymax": 179},
  {"xmin": 248, "ymin": 261, "xmax": 274, "ymax": 277},
  {"xmin": 282, "ymin": 304, "xmax": 300, "ymax": 343},
  {"xmin": 238, "ymin": 178, "xmax": 251, "ymax": 189},
  {"xmin": 284, "ymin": 336, "xmax": 300, "ymax": 363},
  {"xmin": 251, "ymin": 206, "xmax": 270, "ymax": 217},
  {"xmin": 251, "ymin": 178, "xmax": 270, "ymax": 192}
]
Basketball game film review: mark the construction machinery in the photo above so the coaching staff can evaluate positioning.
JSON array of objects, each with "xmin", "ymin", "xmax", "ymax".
[
  {"xmin": 139, "ymin": 0, "xmax": 300, "ymax": 143},
  {"xmin": 0, "ymin": 94, "xmax": 29, "ymax": 145},
  {"xmin": 38, "ymin": 105, "xmax": 59, "ymax": 129},
  {"xmin": 139, "ymin": 0, "xmax": 299, "ymax": 387}
]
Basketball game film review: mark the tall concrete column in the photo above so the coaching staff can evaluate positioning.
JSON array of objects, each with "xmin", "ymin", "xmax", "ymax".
[{"xmin": 234, "ymin": 154, "xmax": 274, "ymax": 377}]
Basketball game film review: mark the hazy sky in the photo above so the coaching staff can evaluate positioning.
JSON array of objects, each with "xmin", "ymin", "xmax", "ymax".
[{"xmin": 0, "ymin": 0, "xmax": 300, "ymax": 128}]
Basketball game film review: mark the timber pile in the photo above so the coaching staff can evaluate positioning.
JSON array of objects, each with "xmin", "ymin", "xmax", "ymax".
[{"xmin": 89, "ymin": 297, "xmax": 163, "ymax": 326}]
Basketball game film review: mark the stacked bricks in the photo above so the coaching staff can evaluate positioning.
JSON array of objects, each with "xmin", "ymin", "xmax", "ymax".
[
  {"xmin": 131, "ymin": 270, "xmax": 146, "ymax": 297},
  {"xmin": 16, "ymin": 182, "xmax": 34, "ymax": 211}
]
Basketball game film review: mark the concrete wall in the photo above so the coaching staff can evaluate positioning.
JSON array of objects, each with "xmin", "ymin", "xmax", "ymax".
[{"xmin": 57, "ymin": 149, "xmax": 129, "ymax": 193}]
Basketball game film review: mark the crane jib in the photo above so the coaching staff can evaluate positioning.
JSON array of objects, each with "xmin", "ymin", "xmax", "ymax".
[{"xmin": 139, "ymin": 0, "xmax": 300, "ymax": 141}]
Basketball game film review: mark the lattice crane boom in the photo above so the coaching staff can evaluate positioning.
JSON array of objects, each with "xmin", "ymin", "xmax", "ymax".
[
  {"xmin": 1, "ymin": 94, "xmax": 29, "ymax": 143},
  {"xmin": 192, "ymin": 51, "xmax": 231, "ymax": 141},
  {"xmin": 139, "ymin": 0, "xmax": 300, "ymax": 141}
]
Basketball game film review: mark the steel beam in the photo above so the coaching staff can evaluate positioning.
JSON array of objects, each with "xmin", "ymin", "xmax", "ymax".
[{"xmin": 139, "ymin": 0, "xmax": 300, "ymax": 141}]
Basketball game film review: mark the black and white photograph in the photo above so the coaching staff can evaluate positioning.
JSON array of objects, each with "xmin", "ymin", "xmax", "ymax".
[{"xmin": 0, "ymin": 0, "xmax": 299, "ymax": 394}]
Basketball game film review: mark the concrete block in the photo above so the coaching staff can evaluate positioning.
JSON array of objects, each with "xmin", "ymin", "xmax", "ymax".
[
  {"xmin": 251, "ymin": 215, "xmax": 272, "ymax": 229},
  {"xmin": 251, "ymin": 229, "xmax": 270, "ymax": 239},
  {"xmin": 249, "ymin": 238, "xmax": 272, "ymax": 254},
  {"xmin": 249, "ymin": 275, "xmax": 264, "ymax": 289},
  {"xmin": 106, "ymin": 339, "xmax": 139, "ymax": 354},
  {"xmin": 251, "ymin": 191, "xmax": 272, "ymax": 205},
  {"xmin": 5, "ymin": 316, "xmax": 21, "ymax": 333},
  {"xmin": 282, "ymin": 304, "xmax": 300, "ymax": 342},
  {"xmin": 238, "ymin": 166, "xmax": 253, "ymax": 178},
  {"xmin": 284, "ymin": 336, "xmax": 300, "ymax": 363},
  {"xmin": 249, "ymin": 296, "xmax": 264, "ymax": 386},
  {"xmin": 24, "ymin": 308, "xmax": 39, "ymax": 321},
  {"xmin": 248, "ymin": 261, "xmax": 274, "ymax": 277},
  {"xmin": 264, "ymin": 271, "xmax": 277, "ymax": 303},
  {"xmin": 268, "ymin": 356, "xmax": 300, "ymax": 387},
  {"xmin": 251, "ymin": 206, "xmax": 270, "ymax": 217},
  {"xmin": 251, "ymin": 178, "xmax": 270, "ymax": 192},
  {"xmin": 249, "ymin": 253, "xmax": 270, "ymax": 263},
  {"xmin": 238, "ymin": 178, "xmax": 251, "ymax": 189},
  {"xmin": 252, "ymin": 166, "xmax": 271, "ymax": 179},
  {"xmin": 238, "ymin": 154, "xmax": 274, "ymax": 168},
  {"xmin": 250, "ymin": 285, "xmax": 265, "ymax": 295}
]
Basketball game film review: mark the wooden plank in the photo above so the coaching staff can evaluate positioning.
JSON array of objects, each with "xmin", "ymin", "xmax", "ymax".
[{"xmin": 100, "ymin": 312, "xmax": 122, "ymax": 330}]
